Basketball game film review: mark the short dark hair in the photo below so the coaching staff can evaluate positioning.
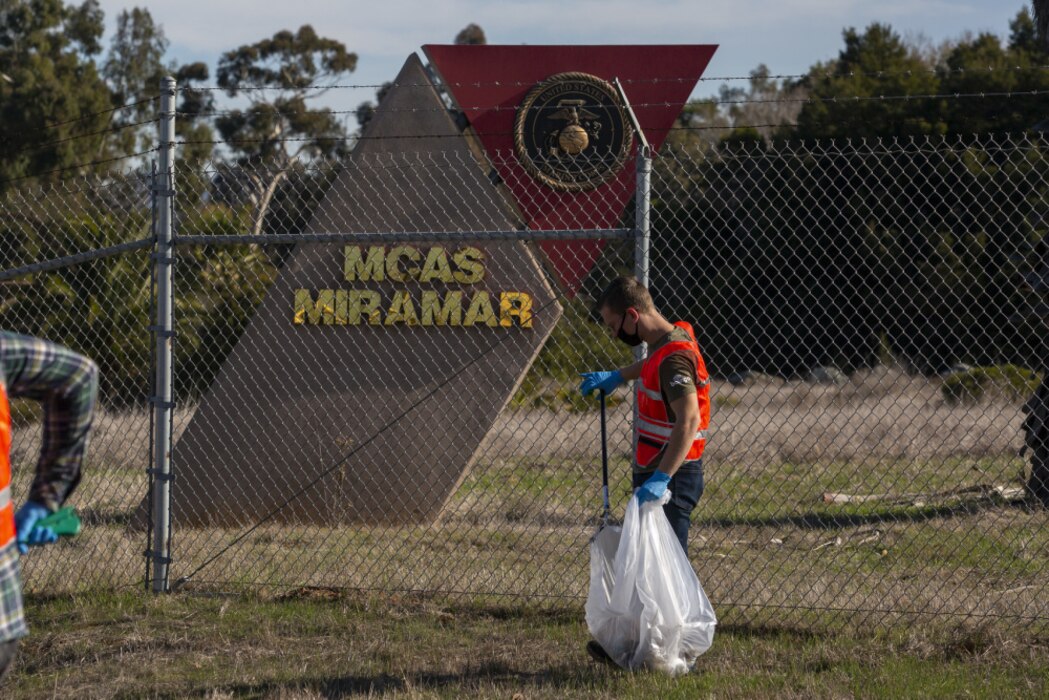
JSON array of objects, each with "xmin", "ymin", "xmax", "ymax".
[{"xmin": 595, "ymin": 276, "xmax": 654, "ymax": 315}]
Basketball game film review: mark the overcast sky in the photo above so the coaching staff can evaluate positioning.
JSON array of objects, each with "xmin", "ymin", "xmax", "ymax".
[{"xmin": 92, "ymin": 0, "xmax": 1023, "ymax": 119}]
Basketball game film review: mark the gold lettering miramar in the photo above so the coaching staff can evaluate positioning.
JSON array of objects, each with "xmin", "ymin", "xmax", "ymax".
[{"xmin": 293, "ymin": 245, "xmax": 534, "ymax": 329}]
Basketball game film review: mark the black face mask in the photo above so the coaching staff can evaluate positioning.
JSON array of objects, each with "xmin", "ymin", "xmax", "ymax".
[{"xmin": 616, "ymin": 314, "xmax": 643, "ymax": 347}]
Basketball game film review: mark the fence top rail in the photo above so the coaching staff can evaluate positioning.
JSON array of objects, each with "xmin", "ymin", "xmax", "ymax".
[
  {"xmin": 174, "ymin": 229, "xmax": 634, "ymax": 245},
  {"xmin": 0, "ymin": 237, "xmax": 154, "ymax": 282}
]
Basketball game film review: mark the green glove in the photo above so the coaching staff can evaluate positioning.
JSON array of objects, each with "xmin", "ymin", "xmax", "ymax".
[{"xmin": 34, "ymin": 506, "xmax": 82, "ymax": 538}]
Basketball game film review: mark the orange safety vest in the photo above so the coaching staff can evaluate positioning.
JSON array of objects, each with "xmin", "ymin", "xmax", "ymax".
[
  {"xmin": 0, "ymin": 382, "xmax": 14, "ymax": 548},
  {"xmin": 635, "ymin": 321, "xmax": 711, "ymax": 469}
]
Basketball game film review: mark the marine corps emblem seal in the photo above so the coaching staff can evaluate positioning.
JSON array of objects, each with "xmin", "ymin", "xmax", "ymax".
[{"xmin": 514, "ymin": 72, "xmax": 634, "ymax": 192}]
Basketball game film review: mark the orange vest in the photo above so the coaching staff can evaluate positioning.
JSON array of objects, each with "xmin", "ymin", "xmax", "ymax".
[
  {"xmin": 635, "ymin": 321, "xmax": 711, "ymax": 469},
  {"xmin": 0, "ymin": 382, "xmax": 14, "ymax": 548}
]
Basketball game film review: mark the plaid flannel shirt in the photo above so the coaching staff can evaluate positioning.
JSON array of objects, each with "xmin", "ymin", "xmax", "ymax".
[{"xmin": 0, "ymin": 331, "xmax": 98, "ymax": 643}]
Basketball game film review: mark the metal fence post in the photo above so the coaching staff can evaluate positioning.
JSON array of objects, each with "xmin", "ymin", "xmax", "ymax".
[
  {"xmin": 634, "ymin": 144, "xmax": 652, "ymax": 346},
  {"xmin": 150, "ymin": 76, "xmax": 176, "ymax": 592},
  {"xmin": 614, "ymin": 78, "xmax": 653, "ymax": 456},
  {"xmin": 631, "ymin": 143, "xmax": 652, "ymax": 459}
]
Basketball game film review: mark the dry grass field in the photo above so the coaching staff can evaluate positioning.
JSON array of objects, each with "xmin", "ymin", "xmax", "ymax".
[
  {"xmin": 5, "ymin": 367, "xmax": 1049, "ymax": 697},
  {"xmin": 9, "ymin": 367, "xmax": 1047, "ymax": 629},
  {"xmin": 7, "ymin": 589, "xmax": 1049, "ymax": 699}
]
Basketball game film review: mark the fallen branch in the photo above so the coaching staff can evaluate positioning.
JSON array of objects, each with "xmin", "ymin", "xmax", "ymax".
[
  {"xmin": 813, "ymin": 536, "xmax": 842, "ymax": 551},
  {"xmin": 992, "ymin": 485, "xmax": 1027, "ymax": 502},
  {"xmin": 997, "ymin": 585, "xmax": 1035, "ymax": 595},
  {"xmin": 854, "ymin": 530, "xmax": 882, "ymax": 546},
  {"xmin": 822, "ymin": 483, "xmax": 1026, "ymax": 506}
]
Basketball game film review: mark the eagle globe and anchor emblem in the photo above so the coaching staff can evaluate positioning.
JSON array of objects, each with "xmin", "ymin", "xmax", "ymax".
[{"xmin": 514, "ymin": 72, "xmax": 635, "ymax": 192}]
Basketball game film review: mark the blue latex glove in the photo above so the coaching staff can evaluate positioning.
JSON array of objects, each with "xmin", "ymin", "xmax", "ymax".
[
  {"xmin": 579, "ymin": 370, "xmax": 624, "ymax": 398},
  {"xmin": 14, "ymin": 501, "xmax": 58, "ymax": 555},
  {"xmin": 636, "ymin": 471, "xmax": 672, "ymax": 504}
]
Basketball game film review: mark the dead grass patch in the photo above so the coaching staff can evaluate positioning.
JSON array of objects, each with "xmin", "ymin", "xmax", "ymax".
[
  {"xmin": 6, "ymin": 369, "xmax": 1046, "ymax": 637},
  {"xmin": 6, "ymin": 591, "xmax": 1048, "ymax": 699}
]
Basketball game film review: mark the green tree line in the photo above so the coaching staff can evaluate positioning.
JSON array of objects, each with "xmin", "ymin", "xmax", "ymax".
[
  {"xmin": 646, "ymin": 6, "xmax": 1049, "ymax": 379},
  {"xmin": 0, "ymin": 3, "xmax": 482, "ymax": 405},
  {"xmin": 3, "ymin": 1, "xmax": 1049, "ymax": 405}
]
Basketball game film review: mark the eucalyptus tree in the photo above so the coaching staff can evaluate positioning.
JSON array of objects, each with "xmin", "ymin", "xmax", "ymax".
[{"xmin": 214, "ymin": 25, "xmax": 357, "ymax": 234}]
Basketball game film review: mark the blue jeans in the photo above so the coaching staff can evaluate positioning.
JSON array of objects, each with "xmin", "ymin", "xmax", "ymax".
[{"xmin": 633, "ymin": 460, "xmax": 704, "ymax": 555}]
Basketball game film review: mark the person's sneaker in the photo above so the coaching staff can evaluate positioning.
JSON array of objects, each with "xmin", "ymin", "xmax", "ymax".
[{"xmin": 586, "ymin": 640, "xmax": 617, "ymax": 667}]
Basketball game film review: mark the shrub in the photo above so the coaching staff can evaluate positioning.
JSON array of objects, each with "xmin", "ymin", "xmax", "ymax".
[{"xmin": 941, "ymin": 365, "xmax": 1041, "ymax": 404}]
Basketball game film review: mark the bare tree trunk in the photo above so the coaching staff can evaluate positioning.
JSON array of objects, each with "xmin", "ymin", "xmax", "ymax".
[
  {"xmin": 1036, "ymin": 0, "xmax": 1049, "ymax": 50},
  {"xmin": 251, "ymin": 168, "xmax": 288, "ymax": 236}
]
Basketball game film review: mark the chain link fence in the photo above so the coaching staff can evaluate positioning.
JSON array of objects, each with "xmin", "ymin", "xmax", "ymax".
[
  {"xmin": 2, "ymin": 130, "xmax": 1048, "ymax": 630},
  {"xmin": 0, "ymin": 170, "xmax": 155, "ymax": 592}
]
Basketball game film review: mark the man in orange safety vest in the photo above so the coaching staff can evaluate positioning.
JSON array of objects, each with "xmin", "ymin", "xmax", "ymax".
[{"xmin": 579, "ymin": 276, "xmax": 710, "ymax": 555}]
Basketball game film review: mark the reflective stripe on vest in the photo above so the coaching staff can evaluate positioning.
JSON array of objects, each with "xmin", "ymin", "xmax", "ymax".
[
  {"xmin": 637, "ymin": 384, "xmax": 662, "ymax": 401},
  {"xmin": 634, "ymin": 321, "xmax": 711, "ymax": 468},
  {"xmin": 0, "ymin": 382, "xmax": 14, "ymax": 548},
  {"xmin": 636, "ymin": 416, "xmax": 707, "ymax": 443}
]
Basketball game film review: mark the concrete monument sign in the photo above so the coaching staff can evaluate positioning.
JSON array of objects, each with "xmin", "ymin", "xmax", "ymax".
[{"xmin": 161, "ymin": 55, "xmax": 560, "ymax": 526}]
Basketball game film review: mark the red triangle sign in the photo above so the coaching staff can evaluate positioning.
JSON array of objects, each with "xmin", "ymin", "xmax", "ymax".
[{"xmin": 424, "ymin": 44, "xmax": 717, "ymax": 295}]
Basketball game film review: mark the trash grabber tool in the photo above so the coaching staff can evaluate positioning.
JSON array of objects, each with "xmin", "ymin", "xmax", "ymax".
[{"xmin": 600, "ymin": 389, "xmax": 611, "ymax": 527}]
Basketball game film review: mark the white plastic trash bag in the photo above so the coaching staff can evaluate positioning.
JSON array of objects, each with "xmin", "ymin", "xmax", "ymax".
[{"xmin": 585, "ymin": 492, "xmax": 717, "ymax": 674}]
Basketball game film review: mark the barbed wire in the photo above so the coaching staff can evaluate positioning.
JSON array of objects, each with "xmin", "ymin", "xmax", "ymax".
[
  {"xmin": 172, "ymin": 130, "xmax": 1045, "ymax": 177},
  {"xmin": 10, "ymin": 118, "xmax": 160, "ymax": 157},
  {"xmin": 174, "ymin": 63, "xmax": 1049, "ymax": 92},
  {"xmin": 0, "ymin": 148, "xmax": 158, "ymax": 188},
  {"xmin": 168, "ymin": 110, "xmax": 1048, "ymax": 148},
  {"xmin": 174, "ymin": 87, "xmax": 1049, "ymax": 122},
  {"xmin": 179, "ymin": 103, "xmax": 771, "ymax": 118},
  {"xmin": 7, "ymin": 84, "xmax": 1042, "ymax": 182},
  {"xmin": 171, "ymin": 123, "xmax": 779, "ymax": 149},
  {"xmin": 25, "ymin": 96, "xmax": 160, "ymax": 136},
  {"xmin": 698, "ymin": 65, "xmax": 1049, "ymax": 83},
  {"xmin": 651, "ymin": 88, "xmax": 1049, "ymax": 107}
]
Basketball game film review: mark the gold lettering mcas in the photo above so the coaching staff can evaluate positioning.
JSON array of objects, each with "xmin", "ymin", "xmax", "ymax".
[{"xmin": 344, "ymin": 245, "xmax": 486, "ymax": 284}]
